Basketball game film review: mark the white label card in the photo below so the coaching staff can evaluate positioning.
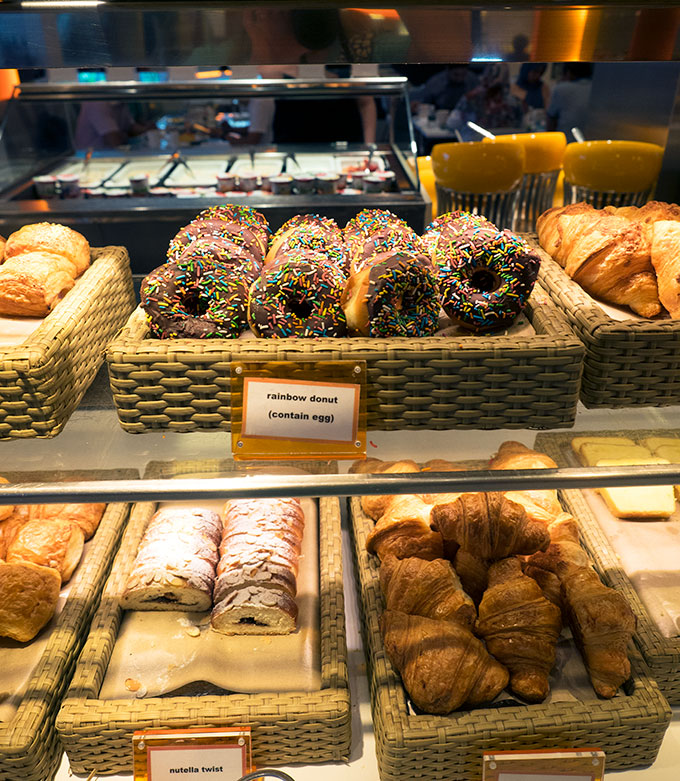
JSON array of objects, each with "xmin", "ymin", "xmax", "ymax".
[
  {"xmin": 499, "ymin": 776, "xmax": 592, "ymax": 781},
  {"xmin": 148, "ymin": 744, "xmax": 246, "ymax": 780},
  {"xmin": 242, "ymin": 377, "xmax": 360, "ymax": 443}
]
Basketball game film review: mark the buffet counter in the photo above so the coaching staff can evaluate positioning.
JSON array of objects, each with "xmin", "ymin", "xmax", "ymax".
[{"xmin": 3, "ymin": 393, "xmax": 679, "ymax": 781}]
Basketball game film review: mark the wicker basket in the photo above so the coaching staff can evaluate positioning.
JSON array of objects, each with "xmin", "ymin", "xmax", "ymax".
[
  {"xmin": 0, "ymin": 469, "xmax": 135, "ymax": 781},
  {"xmin": 535, "ymin": 429, "xmax": 680, "ymax": 706},
  {"xmin": 349, "ymin": 495, "xmax": 671, "ymax": 781},
  {"xmin": 56, "ymin": 458, "xmax": 351, "ymax": 776},
  {"xmin": 0, "ymin": 246, "xmax": 136, "ymax": 439},
  {"xmin": 106, "ymin": 285, "xmax": 583, "ymax": 433},
  {"xmin": 536, "ymin": 249, "xmax": 680, "ymax": 408}
]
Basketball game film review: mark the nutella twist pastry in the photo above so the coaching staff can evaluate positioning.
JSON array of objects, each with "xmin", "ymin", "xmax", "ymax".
[{"xmin": 121, "ymin": 507, "xmax": 223, "ymax": 611}]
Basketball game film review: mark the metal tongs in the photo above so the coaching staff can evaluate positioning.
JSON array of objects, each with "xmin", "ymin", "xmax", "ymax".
[
  {"xmin": 225, "ymin": 154, "xmax": 238, "ymax": 173},
  {"xmin": 156, "ymin": 150, "xmax": 193, "ymax": 186},
  {"xmin": 280, "ymin": 152, "xmax": 300, "ymax": 173},
  {"xmin": 366, "ymin": 142, "xmax": 377, "ymax": 170},
  {"xmin": 82, "ymin": 147, "xmax": 93, "ymax": 177},
  {"xmin": 466, "ymin": 121, "xmax": 496, "ymax": 140}
]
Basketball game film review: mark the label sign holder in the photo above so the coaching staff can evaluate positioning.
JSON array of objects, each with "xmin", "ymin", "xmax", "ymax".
[
  {"xmin": 132, "ymin": 726, "xmax": 252, "ymax": 781},
  {"xmin": 231, "ymin": 360, "xmax": 367, "ymax": 460},
  {"xmin": 482, "ymin": 748, "xmax": 605, "ymax": 781}
]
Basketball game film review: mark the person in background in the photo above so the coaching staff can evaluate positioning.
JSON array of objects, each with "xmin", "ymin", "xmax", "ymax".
[
  {"xmin": 410, "ymin": 64, "xmax": 479, "ymax": 114},
  {"xmin": 446, "ymin": 65, "xmax": 523, "ymax": 140},
  {"xmin": 512, "ymin": 63, "xmax": 549, "ymax": 111},
  {"xmin": 546, "ymin": 62, "xmax": 593, "ymax": 139},
  {"xmin": 75, "ymin": 101, "xmax": 152, "ymax": 150}
]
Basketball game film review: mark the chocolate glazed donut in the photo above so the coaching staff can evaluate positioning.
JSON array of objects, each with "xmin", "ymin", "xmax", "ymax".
[
  {"xmin": 141, "ymin": 260, "xmax": 253, "ymax": 339},
  {"xmin": 248, "ymin": 255, "xmax": 348, "ymax": 338},
  {"xmin": 167, "ymin": 218, "xmax": 267, "ymax": 264},
  {"xmin": 176, "ymin": 235, "xmax": 262, "ymax": 277},
  {"xmin": 436, "ymin": 223, "xmax": 541, "ymax": 333},
  {"xmin": 341, "ymin": 250, "xmax": 441, "ymax": 337}
]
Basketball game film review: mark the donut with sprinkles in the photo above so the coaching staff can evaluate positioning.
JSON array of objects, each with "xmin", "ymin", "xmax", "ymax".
[
  {"xmin": 140, "ymin": 260, "xmax": 251, "ymax": 339},
  {"xmin": 341, "ymin": 250, "xmax": 440, "ymax": 337},
  {"xmin": 266, "ymin": 214, "xmax": 347, "ymax": 271},
  {"xmin": 167, "ymin": 204, "xmax": 269, "ymax": 263},
  {"xmin": 422, "ymin": 210, "xmax": 494, "ymax": 268},
  {"xmin": 349, "ymin": 223, "xmax": 427, "ymax": 275},
  {"xmin": 343, "ymin": 209, "xmax": 408, "ymax": 255},
  {"xmin": 176, "ymin": 235, "xmax": 261, "ymax": 278},
  {"xmin": 248, "ymin": 255, "xmax": 348, "ymax": 338},
  {"xmin": 437, "ymin": 221, "xmax": 540, "ymax": 332}
]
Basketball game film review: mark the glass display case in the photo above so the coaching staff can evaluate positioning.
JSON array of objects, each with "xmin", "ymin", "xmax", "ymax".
[
  {"xmin": 3, "ymin": 3, "xmax": 680, "ymax": 781},
  {"xmin": 0, "ymin": 77, "xmax": 426, "ymax": 272}
]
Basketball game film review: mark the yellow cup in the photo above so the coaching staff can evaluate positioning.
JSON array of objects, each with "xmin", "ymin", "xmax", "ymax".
[
  {"xmin": 485, "ymin": 131, "xmax": 567, "ymax": 174},
  {"xmin": 431, "ymin": 141, "xmax": 525, "ymax": 193},
  {"xmin": 563, "ymin": 140, "xmax": 664, "ymax": 192},
  {"xmin": 416, "ymin": 155, "xmax": 438, "ymax": 214}
]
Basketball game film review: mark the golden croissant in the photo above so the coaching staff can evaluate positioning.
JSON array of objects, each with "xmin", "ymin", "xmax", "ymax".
[
  {"xmin": 453, "ymin": 549, "xmax": 489, "ymax": 605},
  {"xmin": 351, "ymin": 459, "xmax": 421, "ymax": 520},
  {"xmin": 537, "ymin": 203, "xmax": 661, "ymax": 317},
  {"xmin": 525, "ymin": 514, "xmax": 591, "ymax": 611},
  {"xmin": 381, "ymin": 609, "xmax": 509, "ymax": 714},
  {"xmin": 380, "ymin": 553, "xmax": 476, "ymax": 629},
  {"xmin": 489, "ymin": 440, "xmax": 563, "ymax": 523},
  {"xmin": 476, "ymin": 557, "xmax": 562, "ymax": 702},
  {"xmin": 558, "ymin": 563, "xmax": 637, "ymax": 698},
  {"xmin": 430, "ymin": 492, "xmax": 550, "ymax": 561},
  {"xmin": 366, "ymin": 494, "xmax": 444, "ymax": 561}
]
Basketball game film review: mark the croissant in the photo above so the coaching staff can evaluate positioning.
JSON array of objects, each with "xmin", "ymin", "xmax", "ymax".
[
  {"xmin": 522, "ymin": 564, "xmax": 562, "ymax": 609},
  {"xmin": 453, "ymin": 549, "xmax": 489, "ymax": 604},
  {"xmin": 4, "ymin": 222, "xmax": 91, "ymax": 275},
  {"xmin": 526, "ymin": 514, "xmax": 590, "ymax": 573},
  {"xmin": 0, "ymin": 476, "xmax": 13, "ymax": 522},
  {"xmin": 380, "ymin": 553, "xmax": 476, "ymax": 629},
  {"xmin": 476, "ymin": 557, "xmax": 562, "ymax": 702},
  {"xmin": 537, "ymin": 204, "xmax": 661, "ymax": 318},
  {"xmin": 558, "ymin": 563, "xmax": 636, "ymax": 698},
  {"xmin": 0, "ymin": 252, "xmax": 76, "ymax": 316},
  {"xmin": 366, "ymin": 494, "xmax": 444, "ymax": 561},
  {"xmin": 489, "ymin": 441, "xmax": 563, "ymax": 523},
  {"xmin": 29, "ymin": 502, "xmax": 106, "ymax": 540},
  {"xmin": 353, "ymin": 459, "xmax": 421, "ymax": 520},
  {"xmin": 381, "ymin": 609, "xmax": 509, "ymax": 714},
  {"xmin": 651, "ymin": 220, "xmax": 680, "ymax": 317},
  {"xmin": 430, "ymin": 492, "xmax": 550, "ymax": 561}
]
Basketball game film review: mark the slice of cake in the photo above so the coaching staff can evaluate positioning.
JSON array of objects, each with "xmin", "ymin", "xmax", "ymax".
[
  {"xmin": 578, "ymin": 442, "xmax": 652, "ymax": 467},
  {"xmin": 571, "ymin": 435, "xmax": 636, "ymax": 457},
  {"xmin": 639, "ymin": 436, "xmax": 680, "ymax": 453},
  {"xmin": 595, "ymin": 457, "xmax": 676, "ymax": 519}
]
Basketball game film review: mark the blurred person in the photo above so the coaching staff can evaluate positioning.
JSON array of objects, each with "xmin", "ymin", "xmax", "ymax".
[
  {"xmin": 410, "ymin": 64, "xmax": 479, "ymax": 113},
  {"xmin": 512, "ymin": 63, "xmax": 549, "ymax": 110},
  {"xmin": 508, "ymin": 33, "xmax": 531, "ymax": 62},
  {"xmin": 75, "ymin": 101, "xmax": 152, "ymax": 150},
  {"xmin": 227, "ymin": 64, "xmax": 376, "ymax": 146},
  {"xmin": 446, "ymin": 75, "xmax": 523, "ymax": 140},
  {"xmin": 546, "ymin": 62, "xmax": 593, "ymax": 139}
]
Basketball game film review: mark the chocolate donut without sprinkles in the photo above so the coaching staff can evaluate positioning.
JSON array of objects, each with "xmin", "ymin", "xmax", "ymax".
[
  {"xmin": 248, "ymin": 256, "xmax": 348, "ymax": 338},
  {"xmin": 141, "ymin": 261, "xmax": 251, "ymax": 339},
  {"xmin": 341, "ymin": 250, "xmax": 441, "ymax": 337},
  {"xmin": 438, "ymin": 224, "xmax": 540, "ymax": 333}
]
